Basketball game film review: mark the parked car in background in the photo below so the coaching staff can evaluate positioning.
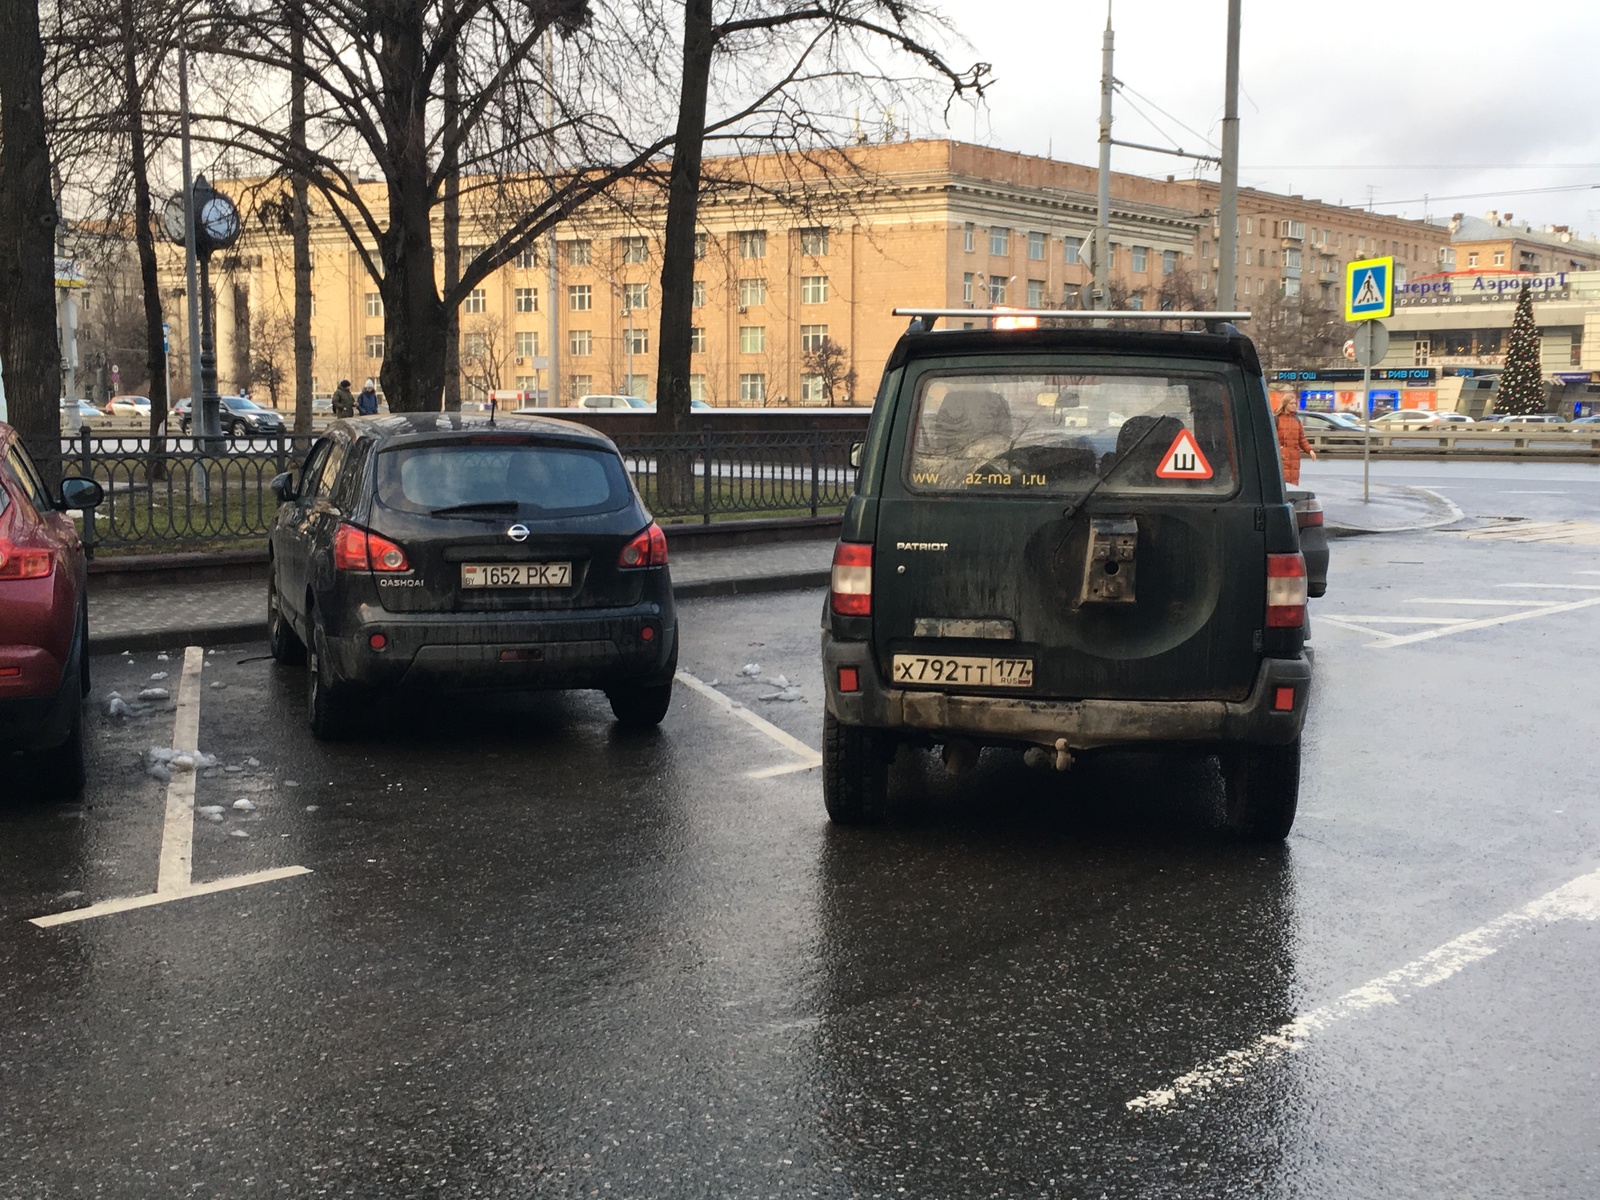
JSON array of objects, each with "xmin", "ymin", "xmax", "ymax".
[
  {"xmin": 1370, "ymin": 409, "xmax": 1448, "ymax": 429},
  {"xmin": 1486, "ymin": 413, "xmax": 1562, "ymax": 425},
  {"xmin": 104, "ymin": 394, "xmax": 152, "ymax": 418},
  {"xmin": 266, "ymin": 413, "xmax": 678, "ymax": 739},
  {"xmin": 1570, "ymin": 414, "xmax": 1600, "ymax": 426},
  {"xmin": 576, "ymin": 394, "xmax": 652, "ymax": 410},
  {"xmin": 59, "ymin": 400, "xmax": 104, "ymax": 427},
  {"xmin": 179, "ymin": 394, "xmax": 288, "ymax": 438},
  {"xmin": 1301, "ymin": 411, "xmax": 1366, "ymax": 433},
  {"xmin": 0, "ymin": 420, "xmax": 104, "ymax": 798}
]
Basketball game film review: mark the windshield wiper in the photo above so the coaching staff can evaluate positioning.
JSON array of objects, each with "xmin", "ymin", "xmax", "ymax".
[
  {"xmin": 1061, "ymin": 416, "xmax": 1171, "ymax": 522},
  {"xmin": 429, "ymin": 500, "xmax": 520, "ymax": 516}
]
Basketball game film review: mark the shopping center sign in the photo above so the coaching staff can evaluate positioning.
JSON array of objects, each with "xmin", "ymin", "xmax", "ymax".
[{"xmin": 1398, "ymin": 271, "xmax": 1572, "ymax": 305}]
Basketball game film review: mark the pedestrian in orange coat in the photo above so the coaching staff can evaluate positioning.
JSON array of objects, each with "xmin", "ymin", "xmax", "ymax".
[{"xmin": 1275, "ymin": 395, "xmax": 1316, "ymax": 484}]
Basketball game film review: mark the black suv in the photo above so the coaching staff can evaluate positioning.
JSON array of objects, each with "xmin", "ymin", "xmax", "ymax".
[
  {"xmin": 267, "ymin": 414, "xmax": 677, "ymax": 738},
  {"xmin": 822, "ymin": 313, "xmax": 1311, "ymax": 838}
]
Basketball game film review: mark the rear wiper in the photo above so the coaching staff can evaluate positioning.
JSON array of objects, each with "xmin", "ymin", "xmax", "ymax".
[
  {"xmin": 1061, "ymin": 416, "xmax": 1170, "ymax": 522},
  {"xmin": 429, "ymin": 500, "xmax": 520, "ymax": 516}
]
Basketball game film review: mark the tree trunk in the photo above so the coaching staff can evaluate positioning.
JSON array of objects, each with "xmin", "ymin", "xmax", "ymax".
[
  {"xmin": 0, "ymin": 0, "xmax": 62, "ymax": 479},
  {"xmin": 289, "ymin": 0, "xmax": 315, "ymax": 443},
  {"xmin": 122, "ymin": 0, "xmax": 168, "ymax": 479},
  {"xmin": 440, "ymin": 0, "xmax": 462, "ymax": 412}
]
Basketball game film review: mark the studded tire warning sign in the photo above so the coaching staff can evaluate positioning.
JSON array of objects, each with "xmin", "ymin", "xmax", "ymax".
[{"xmin": 1154, "ymin": 428, "xmax": 1213, "ymax": 479}]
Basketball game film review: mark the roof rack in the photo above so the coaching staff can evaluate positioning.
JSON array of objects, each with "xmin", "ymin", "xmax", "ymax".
[{"xmin": 891, "ymin": 307, "xmax": 1252, "ymax": 334}]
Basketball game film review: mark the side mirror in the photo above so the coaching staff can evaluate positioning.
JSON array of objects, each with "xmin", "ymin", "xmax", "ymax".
[
  {"xmin": 849, "ymin": 441, "xmax": 863, "ymax": 469},
  {"xmin": 58, "ymin": 477, "xmax": 104, "ymax": 510},
  {"xmin": 270, "ymin": 472, "xmax": 298, "ymax": 503}
]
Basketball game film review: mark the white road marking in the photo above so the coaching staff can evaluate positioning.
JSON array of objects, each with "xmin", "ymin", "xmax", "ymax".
[
  {"xmin": 1370, "ymin": 596, "xmax": 1600, "ymax": 647},
  {"xmin": 1323, "ymin": 616, "xmax": 1463, "ymax": 625},
  {"xmin": 1313, "ymin": 615, "xmax": 1397, "ymax": 640},
  {"xmin": 1496, "ymin": 583, "xmax": 1600, "ymax": 590},
  {"xmin": 156, "ymin": 647, "xmax": 205, "ymax": 893},
  {"xmin": 29, "ymin": 867, "xmax": 314, "ymax": 928},
  {"xmin": 675, "ymin": 669, "xmax": 822, "ymax": 779},
  {"xmin": 1498, "ymin": 490, "xmax": 1568, "ymax": 494},
  {"xmin": 1407, "ymin": 598, "xmax": 1563, "ymax": 607},
  {"xmin": 1127, "ymin": 866, "xmax": 1600, "ymax": 1113},
  {"xmin": 29, "ymin": 646, "xmax": 313, "ymax": 928}
]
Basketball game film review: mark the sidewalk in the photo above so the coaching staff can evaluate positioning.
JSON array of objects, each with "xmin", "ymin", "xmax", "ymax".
[
  {"xmin": 1313, "ymin": 477, "xmax": 1463, "ymax": 535},
  {"xmin": 87, "ymin": 539, "xmax": 834, "ymax": 653}
]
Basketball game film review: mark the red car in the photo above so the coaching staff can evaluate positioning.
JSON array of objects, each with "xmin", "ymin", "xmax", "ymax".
[{"xmin": 0, "ymin": 421, "xmax": 103, "ymax": 797}]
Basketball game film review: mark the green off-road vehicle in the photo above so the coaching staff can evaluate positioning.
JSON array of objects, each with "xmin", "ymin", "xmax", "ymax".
[{"xmin": 821, "ymin": 309, "xmax": 1311, "ymax": 839}]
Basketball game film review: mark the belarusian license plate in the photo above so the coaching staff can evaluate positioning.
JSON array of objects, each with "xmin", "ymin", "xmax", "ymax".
[
  {"xmin": 891, "ymin": 654, "xmax": 1033, "ymax": 688},
  {"xmin": 460, "ymin": 562, "xmax": 572, "ymax": 588}
]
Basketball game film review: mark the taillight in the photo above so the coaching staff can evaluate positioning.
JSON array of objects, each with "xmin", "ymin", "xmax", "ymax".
[
  {"xmin": 619, "ymin": 523, "xmax": 668, "ymax": 568},
  {"xmin": 334, "ymin": 524, "xmax": 410, "ymax": 572},
  {"xmin": 830, "ymin": 542, "xmax": 872, "ymax": 616},
  {"xmin": 1295, "ymin": 499, "xmax": 1324, "ymax": 528},
  {"xmin": 0, "ymin": 539, "xmax": 54, "ymax": 580},
  {"xmin": 1266, "ymin": 553, "xmax": 1308, "ymax": 627}
]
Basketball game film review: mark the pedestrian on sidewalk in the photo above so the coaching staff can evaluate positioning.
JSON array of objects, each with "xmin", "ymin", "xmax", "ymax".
[
  {"xmin": 1275, "ymin": 394, "xmax": 1316, "ymax": 485},
  {"xmin": 332, "ymin": 379, "xmax": 356, "ymax": 419},
  {"xmin": 357, "ymin": 379, "xmax": 379, "ymax": 416}
]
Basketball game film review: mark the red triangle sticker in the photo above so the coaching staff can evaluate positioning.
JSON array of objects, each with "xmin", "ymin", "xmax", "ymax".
[{"xmin": 1154, "ymin": 428, "xmax": 1213, "ymax": 479}]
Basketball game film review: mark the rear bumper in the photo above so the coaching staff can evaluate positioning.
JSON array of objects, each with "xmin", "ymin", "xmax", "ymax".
[
  {"xmin": 0, "ymin": 649, "xmax": 76, "ymax": 754},
  {"xmin": 322, "ymin": 601, "xmax": 678, "ymax": 692},
  {"xmin": 822, "ymin": 633, "xmax": 1310, "ymax": 750}
]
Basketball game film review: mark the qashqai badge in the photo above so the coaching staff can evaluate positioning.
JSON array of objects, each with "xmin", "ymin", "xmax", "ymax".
[{"xmin": 507, "ymin": 523, "xmax": 530, "ymax": 543}]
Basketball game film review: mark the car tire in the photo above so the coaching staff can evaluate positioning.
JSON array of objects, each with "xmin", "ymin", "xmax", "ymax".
[
  {"xmin": 31, "ymin": 703, "xmax": 86, "ymax": 801},
  {"xmin": 822, "ymin": 712, "xmax": 891, "ymax": 825},
  {"xmin": 606, "ymin": 680, "xmax": 674, "ymax": 728},
  {"xmin": 267, "ymin": 571, "xmax": 307, "ymax": 665},
  {"xmin": 1220, "ymin": 738, "xmax": 1300, "ymax": 841},
  {"xmin": 306, "ymin": 620, "xmax": 358, "ymax": 741}
]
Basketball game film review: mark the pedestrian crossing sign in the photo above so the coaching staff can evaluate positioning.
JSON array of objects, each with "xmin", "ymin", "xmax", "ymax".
[{"xmin": 1345, "ymin": 256, "xmax": 1394, "ymax": 321}]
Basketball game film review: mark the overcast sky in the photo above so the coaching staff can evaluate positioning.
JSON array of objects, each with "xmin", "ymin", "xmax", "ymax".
[{"xmin": 928, "ymin": 0, "xmax": 1600, "ymax": 239}]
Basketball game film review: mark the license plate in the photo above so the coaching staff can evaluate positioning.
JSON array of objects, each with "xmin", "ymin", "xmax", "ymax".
[
  {"xmin": 891, "ymin": 654, "xmax": 1034, "ymax": 688},
  {"xmin": 460, "ymin": 562, "xmax": 572, "ymax": 588}
]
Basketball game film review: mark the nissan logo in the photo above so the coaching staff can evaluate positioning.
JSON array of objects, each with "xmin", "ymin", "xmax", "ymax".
[{"xmin": 506, "ymin": 523, "xmax": 530, "ymax": 542}]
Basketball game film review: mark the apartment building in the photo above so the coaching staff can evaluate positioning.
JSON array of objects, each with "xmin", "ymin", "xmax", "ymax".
[{"xmin": 1448, "ymin": 211, "xmax": 1600, "ymax": 275}]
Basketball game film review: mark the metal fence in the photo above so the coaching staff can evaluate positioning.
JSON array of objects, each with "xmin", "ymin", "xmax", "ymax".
[{"xmin": 46, "ymin": 426, "xmax": 860, "ymax": 553}]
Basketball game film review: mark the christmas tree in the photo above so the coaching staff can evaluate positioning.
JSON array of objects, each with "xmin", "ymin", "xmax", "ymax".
[{"xmin": 1494, "ymin": 285, "xmax": 1545, "ymax": 415}]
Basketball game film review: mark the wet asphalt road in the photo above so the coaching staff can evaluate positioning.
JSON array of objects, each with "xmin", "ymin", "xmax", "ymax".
[{"xmin": 2, "ymin": 464, "xmax": 1598, "ymax": 1199}]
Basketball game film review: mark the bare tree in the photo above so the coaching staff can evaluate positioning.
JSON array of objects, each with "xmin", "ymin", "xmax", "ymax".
[
  {"xmin": 801, "ymin": 335, "xmax": 856, "ymax": 407},
  {"xmin": 1250, "ymin": 284, "xmax": 1344, "ymax": 376},
  {"xmin": 459, "ymin": 314, "xmax": 510, "ymax": 401},
  {"xmin": 249, "ymin": 308, "xmax": 293, "ymax": 408}
]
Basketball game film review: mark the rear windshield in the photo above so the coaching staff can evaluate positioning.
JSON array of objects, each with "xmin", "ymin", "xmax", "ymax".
[
  {"xmin": 376, "ymin": 441, "xmax": 631, "ymax": 517},
  {"xmin": 905, "ymin": 369, "xmax": 1238, "ymax": 497}
]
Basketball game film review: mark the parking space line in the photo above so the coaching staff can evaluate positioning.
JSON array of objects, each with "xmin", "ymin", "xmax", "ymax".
[
  {"xmin": 1127, "ymin": 866, "xmax": 1600, "ymax": 1113},
  {"xmin": 29, "ymin": 645, "xmax": 313, "ymax": 929},
  {"xmin": 155, "ymin": 647, "xmax": 205, "ymax": 893},
  {"xmin": 1370, "ymin": 597, "xmax": 1600, "ymax": 647},
  {"xmin": 675, "ymin": 670, "xmax": 822, "ymax": 779}
]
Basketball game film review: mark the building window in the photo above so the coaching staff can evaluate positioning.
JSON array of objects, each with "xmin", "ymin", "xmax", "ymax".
[
  {"xmin": 1128, "ymin": 292, "xmax": 1145, "ymax": 311},
  {"xmin": 988, "ymin": 277, "xmax": 1007, "ymax": 304},
  {"xmin": 800, "ymin": 228, "xmax": 830, "ymax": 256},
  {"xmin": 1107, "ymin": 243, "xmax": 1117, "ymax": 269},
  {"xmin": 624, "ymin": 374, "xmax": 648, "ymax": 397},
  {"xmin": 566, "ymin": 240, "xmax": 591, "ymax": 266},
  {"xmin": 1414, "ymin": 335, "xmax": 1431, "ymax": 367},
  {"xmin": 624, "ymin": 328, "xmax": 648, "ymax": 355},
  {"xmin": 515, "ymin": 247, "xmax": 537, "ymax": 270},
  {"xmin": 1132, "ymin": 246, "xmax": 1148, "ymax": 273},
  {"xmin": 364, "ymin": 292, "xmax": 382, "ymax": 318},
  {"xmin": 514, "ymin": 331, "xmax": 538, "ymax": 358},
  {"xmin": 737, "ymin": 278, "xmax": 767, "ymax": 307},
  {"xmin": 459, "ymin": 243, "xmax": 487, "ymax": 264},
  {"xmin": 1494, "ymin": 251, "xmax": 1505, "ymax": 266},
  {"xmin": 1065, "ymin": 237, "xmax": 1083, "ymax": 265},
  {"xmin": 622, "ymin": 282, "xmax": 648, "ymax": 311},
  {"xmin": 515, "ymin": 375, "xmax": 536, "ymax": 391},
  {"xmin": 365, "ymin": 335, "xmax": 384, "ymax": 359},
  {"xmin": 570, "ymin": 374, "xmax": 593, "ymax": 395},
  {"xmin": 1163, "ymin": 249, "xmax": 1177, "ymax": 275},
  {"xmin": 568, "ymin": 285, "xmax": 592, "ymax": 311},
  {"xmin": 739, "ymin": 326, "xmax": 765, "ymax": 354},
  {"xmin": 800, "ymin": 275, "xmax": 828, "ymax": 304},
  {"xmin": 800, "ymin": 323, "xmax": 828, "ymax": 352},
  {"xmin": 689, "ymin": 374, "xmax": 706, "ymax": 402},
  {"xmin": 464, "ymin": 332, "xmax": 487, "ymax": 360},
  {"xmin": 963, "ymin": 272, "xmax": 974, "ymax": 303},
  {"xmin": 692, "ymin": 280, "xmax": 706, "ymax": 308},
  {"xmin": 963, "ymin": 221, "xmax": 975, "ymax": 252},
  {"xmin": 621, "ymin": 236, "xmax": 649, "ymax": 264},
  {"xmin": 739, "ymin": 373, "xmax": 766, "ymax": 403},
  {"xmin": 1026, "ymin": 279, "xmax": 1046, "ymax": 307},
  {"xmin": 568, "ymin": 329, "xmax": 591, "ymax": 356},
  {"xmin": 1245, "ymin": 248, "xmax": 1253, "ymax": 266},
  {"xmin": 464, "ymin": 288, "xmax": 486, "ymax": 314},
  {"xmin": 738, "ymin": 230, "xmax": 767, "ymax": 259},
  {"xmin": 693, "ymin": 232, "xmax": 707, "ymax": 260},
  {"xmin": 800, "ymin": 374, "xmax": 824, "ymax": 403},
  {"xmin": 690, "ymin": 326, "xmax": 706, "ymax": 353},
  {"xmin": 514, "ymin": 287, "xmax": 537, "ymax": 313},
  {"xmin": 1245, "ymin": 218, "xmax": 1254, "ymax": 235},
  {"xmin": 1257, "ymin": 279, "xmax": 1266, "ymax": 295},
  {"xmin": 990, "ymin": 227, "xmax": 1010, "ymax": 256},
  {"xmin": 1028, "ymin": 231, "xmax": 1046, "ymax": 261},
  {"xmin": 1284, "ymin": 278, "xmax": 1300, "ymax": 297}
]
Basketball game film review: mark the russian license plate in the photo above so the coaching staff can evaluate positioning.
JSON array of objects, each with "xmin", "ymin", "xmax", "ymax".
[
  {"xmin": 460, "ymin": 562, "xmax": 572, "ymax": 588},
  {"xmin": 891, "ymin": 654, "xmax": 1034, "ymax": 688}
]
